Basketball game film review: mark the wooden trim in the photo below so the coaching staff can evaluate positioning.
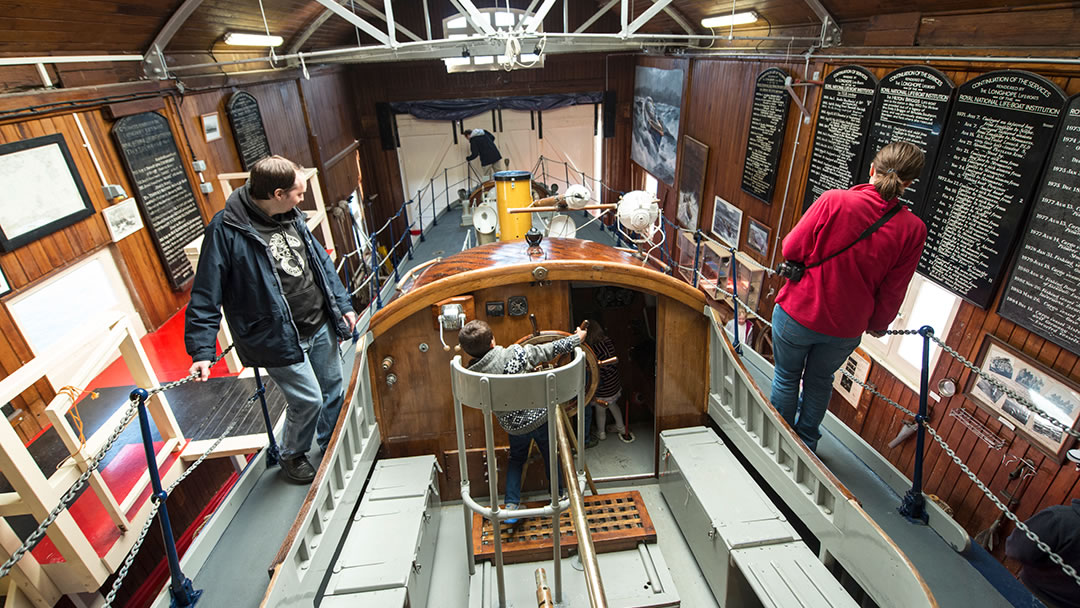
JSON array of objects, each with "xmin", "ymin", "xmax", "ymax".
[
  {"xmin": 371, "ymin": 256, "xmax": 705, "ymax": 339},
  {"xmin": 324, "ymin": 139, "xmax": 360, "ymax": 169}
]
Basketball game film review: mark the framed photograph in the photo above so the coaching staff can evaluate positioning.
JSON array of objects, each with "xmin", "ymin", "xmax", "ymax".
[
  {"xmin": 0, "ymin": 134, "xmax": 95, "ymax": 252},
  {"xmin": 101, "ymin": 198, "xmax": 144, "ymax": 242},
  {"xmin": 0, "ymin": 264, "xmax": 11, "ymax": 298},
  {"xmin": 676, "ymin": 136, "xmax": 708, "ymax": 230},
  {"xmin": 833, "ymin": 348, "xmax": 871, "ymax": 408},
  {"xmin": 710, "ymin": 195, "xmax": 743, "ymax": 249},
  {"xmin": 965, "ymin": 334, "xmax": 1080, "ymax": 462},
  {"xmin": 201, "ymin": 112, "xmax": 222, "ymax": 142},
  {"xmin": 747, "ymin": 218, "xmax": 771, "ymax": 258}
]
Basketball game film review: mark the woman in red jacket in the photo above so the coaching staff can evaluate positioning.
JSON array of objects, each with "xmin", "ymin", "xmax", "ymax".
[{"xmin": 771, "ymin": 142, "xmax": 927, "ymax": 451}]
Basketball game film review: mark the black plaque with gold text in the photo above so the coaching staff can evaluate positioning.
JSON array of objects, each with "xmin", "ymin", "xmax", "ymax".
[
  {"xmin": 918, "ymin": 70, "xmax": 1065, "ymax": 308},
  {"xmin": 112, "ymin": 112, "xmax": 205, "ymax": 290},
  {"xmin": 802, "ymin": 66, "xmax": 878, "ymax": 211},
  {"xmin": 226, "ymin": 91, "xmax": 272, "ymax": 170},
  {"xmin": 999, "ymin": 94, "xmax": 1080, "ymax": 354},
  {"xmin": 858, "ymin": 66, "xmax": 953, "ymax": 213},
  {"xmin": 741, "ymin": 68, "xmax": 791, "ymax": 203}
]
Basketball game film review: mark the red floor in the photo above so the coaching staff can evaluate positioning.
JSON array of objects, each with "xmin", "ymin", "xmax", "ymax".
[{"xmin": 88, "ymin": 307, "xmax": 238, "ymax": 391}]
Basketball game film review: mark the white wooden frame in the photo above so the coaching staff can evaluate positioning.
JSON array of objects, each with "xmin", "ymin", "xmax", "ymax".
[{"xmin": 0, "ymin": 314, "xmax": 186, "ymax": 603}]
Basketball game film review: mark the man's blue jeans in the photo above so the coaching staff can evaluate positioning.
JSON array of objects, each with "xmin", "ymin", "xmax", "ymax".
[
  {"xmin": 770, "ymin": 304, "xmax": 860, "ymax": 452},
  {"xmin": 504, "ymin": 422, "xmax": 564, "ymax": 506},
  {"xmin": 265, "ymin": 321, "xmax": 344, "ymax": 458}
]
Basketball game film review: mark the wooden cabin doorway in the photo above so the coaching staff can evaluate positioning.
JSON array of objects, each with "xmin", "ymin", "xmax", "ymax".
[{"xmin": 571, "ymin": 284, "xmax": 657, "ymax": 479}]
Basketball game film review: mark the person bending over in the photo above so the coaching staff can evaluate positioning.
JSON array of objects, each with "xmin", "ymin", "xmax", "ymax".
[
  {"xmin": 770, "ymin": 142, "xmax": 927, "ymax": 451},
  {"xmin": 458, "ymin": 319, "xmax": 585, "ymax": 522},
  {"xmin": 465, "ymin": 128, "xmax": 503, "ymax": 180},
  {"xmin": 584, "ymin": 320, "xmax": 634, "ymax": 445},
  {"xmin": 185, "ymin": 156, "xmax": 357, "ymax": 484}
]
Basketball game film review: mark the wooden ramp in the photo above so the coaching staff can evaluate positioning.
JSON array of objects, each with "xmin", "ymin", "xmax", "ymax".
[{"xmin": 472, "ymin": 491, "xmax": 656, "ymax": 565}]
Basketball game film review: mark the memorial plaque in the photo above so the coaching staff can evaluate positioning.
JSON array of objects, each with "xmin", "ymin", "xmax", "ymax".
[
  {"xmin": 999, "ymin": 94, "xmax": 1080, "ymax": 354},
  {"xmin": 918, "ymin": 70, "xmax": 1066, "ymax": 308},
  {"xmin": 741, "ymin": 67, "xmax": 791, "ymax": 203},
  {"xmin": 112, "ymin": 112, "xmax": 205, "ymax": 290},
  {"xmin": 802, "ymin": 66, "xmax": 878, "ymax": 211},
  {"xmin": 226, "ymin": 91, "xmax": 272, "ymax": 170},
  {"xmin": 858, "ymin": 66, "xmax": 953, "ymax": 214}
]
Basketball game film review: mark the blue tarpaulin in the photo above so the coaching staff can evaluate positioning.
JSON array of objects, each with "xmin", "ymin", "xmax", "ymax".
[{"xmin": 390, "ymin": 92, "xmax": 603, "ymax": 121}]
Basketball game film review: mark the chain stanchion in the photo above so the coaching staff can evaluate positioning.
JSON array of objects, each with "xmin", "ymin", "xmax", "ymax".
[
  {"xmin": 429, "ymin": 178, "xmax": 437, "ymax": 227},
  {"xmin": 253, "ymin": 367, "xmax": 280, "ymax": 467},
  {"xmin": 371, "ymin": 232, "xmax": 382, "ymax": 310},
  {"xmin": 417, "ymin": 189, "xmax": 424, "ymax": 242},
  {"xmin": 443, "ymin": 168, "xmax": 450, "ymax": 227},
  {"xmin": 131, "ymin": 388, "xmax": 201, "ymax": 607},
  {"xmin": 730, "ymin": 247, "xmax": 743, "ymax": 355},
  {"xmin": 691, "ymin": 230, "xmax": 702, "ymax": 289},
  {"xmin": 899, "ymin": 325, "xmax": 934, "ymax": 523}
]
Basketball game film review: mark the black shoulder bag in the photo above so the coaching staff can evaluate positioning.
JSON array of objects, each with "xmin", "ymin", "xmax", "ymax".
[{"xmin": 777, "ymin": 204, "xmax": 903, "ymax": 283}]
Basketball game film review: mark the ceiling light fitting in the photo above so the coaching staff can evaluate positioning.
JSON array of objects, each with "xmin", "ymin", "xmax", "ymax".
[
  {"xmin": 700, "ymin": 11, "xmax": 759, "ymax": 28},
  {"xmin": 224, "ymin": 32, "xmax": 284, "ymax": 47}
]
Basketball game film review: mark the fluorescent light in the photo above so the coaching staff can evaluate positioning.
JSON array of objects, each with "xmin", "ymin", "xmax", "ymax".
[
  {"xmin": 443, "ymin": 57, "xmax": 470, "ymax": 67},
  {"xmin": 519, "ymin": 53, "xmax": 540, "ymax": 62},
  {"xmin": 700, "ymin": 11, "xmax": 758, "ymax": 28},
  {"xmin": 224, "ymin": 32, "xmax": 283, "ymax": 47},
  {"xmin": 473, "ymin": 55, "xmax": 494, "ymax": 65}
]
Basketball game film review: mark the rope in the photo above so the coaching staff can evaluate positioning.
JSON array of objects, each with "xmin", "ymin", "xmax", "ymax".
[{"xmin": 0, "ymin": 346, "xmax": 234, "ymax": 579}]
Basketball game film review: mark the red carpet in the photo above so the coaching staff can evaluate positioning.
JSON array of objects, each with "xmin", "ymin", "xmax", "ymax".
[{"xmin": 31, "ymin": 440, "xmax": 189, "ymax": 564}]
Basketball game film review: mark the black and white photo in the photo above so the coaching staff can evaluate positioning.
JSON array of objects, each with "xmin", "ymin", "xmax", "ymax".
[{"xmin": 710, "ymin": 196, "xmax": 743, "ymax": 249}]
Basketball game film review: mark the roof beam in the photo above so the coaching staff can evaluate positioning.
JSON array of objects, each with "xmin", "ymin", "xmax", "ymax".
[
  {"xmin": 802, "ymin": 0, "xmax": 842, "ymax": 44},
  {"xmin": 621, "ymin": 0, "xmax": 672, "ymax": 37},
  {"xmin": 575, "ymin": 0, "xmax": 619, "ymax": 34},
  {"xmin": 356, "ymin": 0, "xmax": 421, "ymax": 42},
  {"xmin": 660, "ymin": 3, "xmax": 696, "ymax": 35},
  {"xmin": 449, "ymin": 0, "xmax": 496, "ymax": 36},
  {"xmin": 290, "ymin": 0, "xmax": 423, "ymax": 54},
  {"xmin": 144, "ymin": 0, "xmax": 204, "ymax": 77},
  {"xmin": 525, "ymin": 0, "xmax": 559, "ymax": 34},
  {"xmin": 311, "ymin": 0, "xmax": 390, "ymax": 46}
]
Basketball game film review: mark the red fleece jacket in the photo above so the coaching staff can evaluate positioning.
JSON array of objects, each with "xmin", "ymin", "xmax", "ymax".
[{"xmin": 775, "ymin": 184, "xmax": 927, "ymax": 338}]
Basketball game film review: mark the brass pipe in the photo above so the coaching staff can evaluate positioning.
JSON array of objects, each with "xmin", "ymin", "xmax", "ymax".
[
  {"xmin": 555, "ymin": 410, "xmax": 608, "ymax": 608},
  {"xmin": 535, "ymin": 568, "xmax": 555, "ymax": 608},
  {"xmin": 509, "ymin": 204, "xmax": 616, "ymax": 214}
]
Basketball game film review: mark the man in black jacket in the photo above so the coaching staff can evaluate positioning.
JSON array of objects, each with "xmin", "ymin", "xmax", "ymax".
[
  {"xmin": 1006, "ymin": 498, "xmax": 1080, "ymax": 608},
  {"xmin": 185, "ymin": 156, "xmax": 357, "ymax": 484},
  {"xmin": 465, "ymin": 128, "xmax": 502, "ymax": 180}
]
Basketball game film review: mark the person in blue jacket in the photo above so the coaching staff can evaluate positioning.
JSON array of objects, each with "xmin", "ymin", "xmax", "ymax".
[
  {"xmin": 185, "ymin": 155, "xmax": 357, "ymax": 484},
  {"xmin": 465, "ymin": 128, "xmax": 503, "ymax": 179}
]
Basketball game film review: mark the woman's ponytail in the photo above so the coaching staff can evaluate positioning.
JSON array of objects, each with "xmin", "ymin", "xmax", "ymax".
[{"xmin": 870, "ymin": 142, "xmax": 925, "ymax": 201}]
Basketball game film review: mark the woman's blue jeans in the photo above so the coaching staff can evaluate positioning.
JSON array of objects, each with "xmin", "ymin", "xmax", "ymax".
[{"xmin": 770, "ymin": 304, "xmax": 860, "ymax": 451}]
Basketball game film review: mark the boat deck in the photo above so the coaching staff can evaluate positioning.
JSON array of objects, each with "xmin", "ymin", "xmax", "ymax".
[{"xmin": 165, "ymin": 206, "xmax": 1040, "ymax": 607}]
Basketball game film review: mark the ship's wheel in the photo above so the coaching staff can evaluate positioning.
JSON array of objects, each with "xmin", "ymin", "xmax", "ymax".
[{"xmin": 513, "ymin": 330, "xmax": 600, "ymax": 410}]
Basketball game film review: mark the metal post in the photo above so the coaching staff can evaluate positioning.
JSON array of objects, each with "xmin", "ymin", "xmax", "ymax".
[
  {"xmin": 417, "ymin": 189, "xmax": 424, "ymax": 243},
  {"xmin": 371, "ymin": 232, "xmax": 382, "ymax": 310},
  {"xmin": 444, "ymin": 168, "xmax": 450, "ymax": 225},
  {"xmin": 691, "ymin": 230, "xmax": 703, "ymax": 288},
  {"xmin": 899, "ymin": 325, "xmax": 933, "ymax": 523},
  {"xmin": 131, "ymin": 388, "xmax": 202, "ymax": 607},
  {"xmin": 564, "ymin": 161, "xmax": 569, "ymax": 192},
  {"xmin": 425, "ymin": 179, "xmax": 434, "ymax": 230},
  {"xmin": 253, "ymin": 368, "xmax": 280, "ymax": 467},
  {"xmin": 730, "ymin": 248, "xmax": 742, "ymax": 355}
]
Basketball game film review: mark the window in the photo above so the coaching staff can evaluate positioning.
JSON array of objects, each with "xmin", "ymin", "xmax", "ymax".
[
  {"xmin": 859, "ymin": 273, "xmax": 962, "ymax": 391},
  {"xmin": 442, "ymin": 8, "xmax": 545, "ymax": 73}
]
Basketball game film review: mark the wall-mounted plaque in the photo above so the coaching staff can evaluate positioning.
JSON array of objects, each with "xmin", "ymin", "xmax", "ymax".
[
  {"xmin": 226, "ymin": 91, "xmax": 272, "ymax": 170},
  {"xmin": 858, "ymin": 66, "xmax": 954, "ymax": 214},
  {"xmin": 917, "ymin": 70, "xmax": 1066, "ymax": 308},
  {"xmin": 802, "ymin": 65, "xmax": 878, "ymax": 211},
  {"xmin": 112, "ymin": 112, "xmax": 205, "ymax": 290},
  {"xmin": 741, "ymin": 67, "xmax": 791, "ymax": 203},
  {"xmin": 998, "ymin": 94, "xmax": 1080, "ymax": 354}
]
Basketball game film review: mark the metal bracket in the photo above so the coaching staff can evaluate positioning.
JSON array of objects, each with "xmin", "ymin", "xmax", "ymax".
[{"xmin": 143, "ymin": 44, "xmax": 169, "ymax": 80}]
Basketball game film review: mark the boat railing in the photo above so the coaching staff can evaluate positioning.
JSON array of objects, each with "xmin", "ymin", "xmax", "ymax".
[{"xmin": 677, "ymin": 229, "xmax": 1080, "ymax": 595}]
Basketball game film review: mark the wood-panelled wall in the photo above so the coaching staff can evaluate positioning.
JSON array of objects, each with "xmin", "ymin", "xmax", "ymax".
[
  {"xmin": 0, "ymin": 66, "xmax": 363, "ymax": 440},
  {"xmin": 635, "ymin": 52, "xmax": 1080, "ymax": 573}
]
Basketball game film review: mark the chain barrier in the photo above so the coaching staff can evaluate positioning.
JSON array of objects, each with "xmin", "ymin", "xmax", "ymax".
[
  {"xmin": 0, "ymin": 346, "xmax": 234, "ymax": 579},
  {"xmin": 101, "ymin": 391, "xmax": 261, "ymax": 608},
  {"xmin": 837, "ymin": 363, "xmax": 1078, "ymax": 588}
]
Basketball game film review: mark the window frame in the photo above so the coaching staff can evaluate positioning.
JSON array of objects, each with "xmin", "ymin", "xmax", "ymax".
[{"xmin": 859, "ymin": 273, "xmax": 963, "ymax": 392}]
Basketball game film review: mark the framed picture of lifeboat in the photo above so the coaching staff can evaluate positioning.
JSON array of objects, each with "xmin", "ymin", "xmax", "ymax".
[
  {"xmin": 965, "ymin": 334, "xmax": 1080, "ymax": 462},
  {"xmin": 676, "ymin": 136, "xmax": 708, "ymax": 230},
  {"xmin": 631, "ymin": 65, "xmax": 685, "ymax": 186}
]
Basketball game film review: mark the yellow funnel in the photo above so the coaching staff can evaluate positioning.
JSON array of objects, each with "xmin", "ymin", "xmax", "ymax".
[{"xmin": 495, "ymin": 170, "xmax": 533, "ymax": 241}]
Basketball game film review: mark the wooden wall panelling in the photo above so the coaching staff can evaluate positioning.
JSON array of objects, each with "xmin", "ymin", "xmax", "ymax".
[
  {"xmin": 171, "ymin": 89, "xmax": 240, "ymax": 218},
  {"xmin": 654, "ymin": 296, "xmax": 707, "ymax": 446}
]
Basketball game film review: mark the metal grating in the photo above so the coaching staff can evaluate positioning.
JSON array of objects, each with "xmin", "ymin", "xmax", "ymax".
[{"xmin": 472, "ymin": 491, "xmax": 657, "ymax": 564}]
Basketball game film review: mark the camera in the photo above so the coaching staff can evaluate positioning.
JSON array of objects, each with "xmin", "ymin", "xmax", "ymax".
[{"xmin": 776, "ymin": 260, "xmax": 806, "ymax": 282}]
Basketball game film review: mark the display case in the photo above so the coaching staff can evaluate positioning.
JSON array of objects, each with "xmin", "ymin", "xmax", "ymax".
[
  {"xmin": 676, "ymin": 229, "xmax": 699, "ymax": 284},
  {"xmin": 720, "ymin": 251, "xmax": 766, "ymax": 314},
  {"xmin": 698, "ymin": 241, "xmax": 733, "ymax": 300}
]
